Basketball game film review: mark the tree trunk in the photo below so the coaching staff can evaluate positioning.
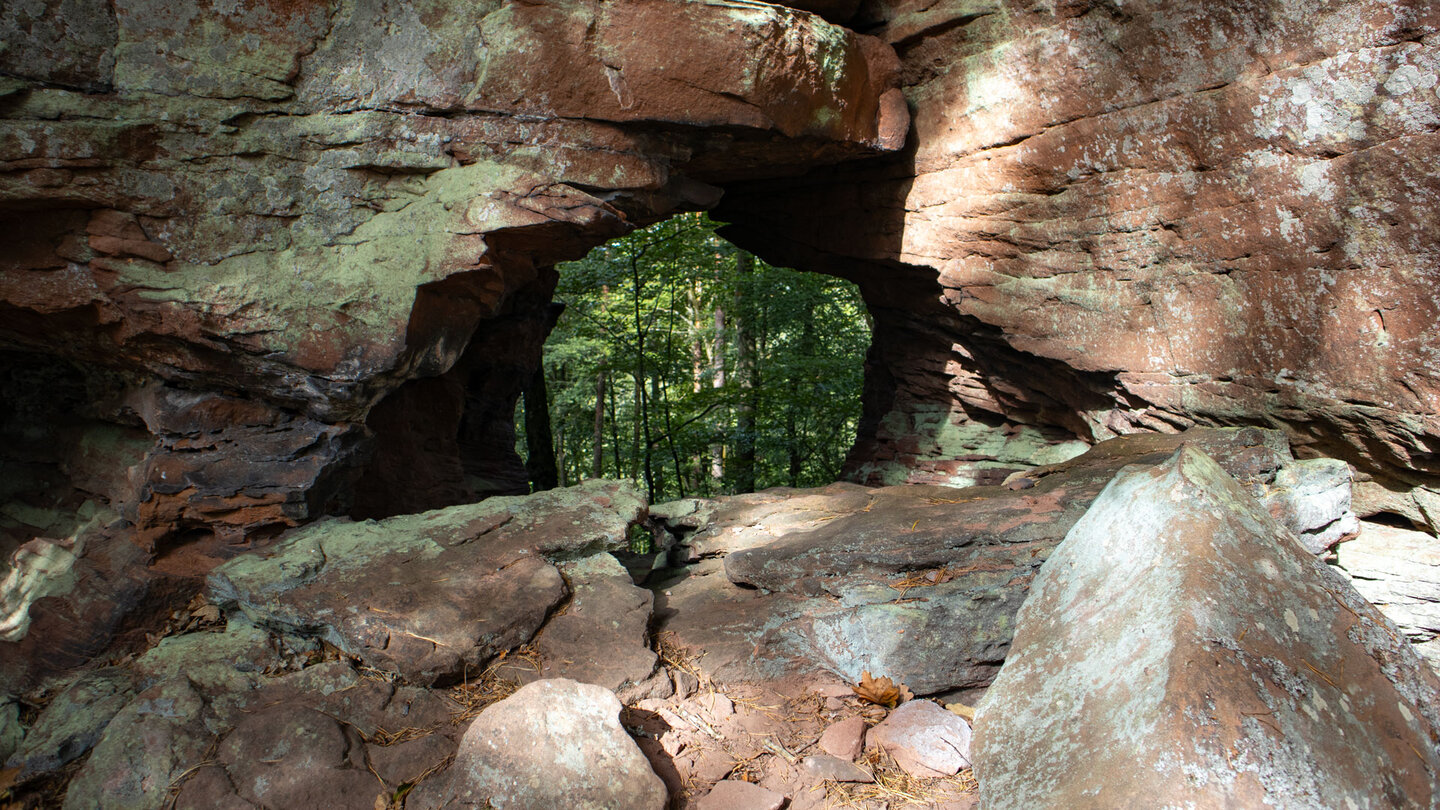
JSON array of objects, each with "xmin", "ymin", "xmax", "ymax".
[
  {"xmin": 593, "ymin": 362, "xmax": 606, "ymax": 479},
  {"xmin": 733, "ymin": 252, "xmax": 757, "ymax": 494},
  {"xmin": 710, "ymin": 299, "xmax": 726, "ymax": 486},
  {"xmin": 631, "ymin": 255, "xmax": 656, "ymax": 500}
]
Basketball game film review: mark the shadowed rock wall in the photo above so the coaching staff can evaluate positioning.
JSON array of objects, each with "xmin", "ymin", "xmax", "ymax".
[
  {"xmin": 0, "ymin": 0, "xmax": 907, "ymax": 548},
  {"xmin": 716, "ymin": 0, "xmax": 1440, "ymax": 523}
]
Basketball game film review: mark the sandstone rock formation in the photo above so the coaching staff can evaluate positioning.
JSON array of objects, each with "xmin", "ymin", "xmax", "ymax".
[
  {"xmin": 3, "ymin": 1, "xmax": 1440, "ymax": 805},
  {"xmin": 657, "ymin": 426, "xmax": 1358, "ymax": 693},
  {"xmin": 0, "ymin": 0, "xmax": 907, "ymax": 557},
  {"xmin": 716, "ymin": 0, "xmax": 1440, "ymax": 515},
  {"xmin": 971, "ymin": 446, "xmax": 1440, "ymax": 808},
  {"xmin": 1335, "ymin": 519, "xmax": 1440, "ymax": 663},
  {"xmin": 0, "ymin": 435, "xmax": 1419, "ymax": 809},
  {"xmin": 207, "ymin": 479, "xmax": 645, "ymax": 685}
]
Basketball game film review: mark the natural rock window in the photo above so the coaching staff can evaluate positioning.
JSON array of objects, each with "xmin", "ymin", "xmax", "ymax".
[{"xmin": 517, "ymin": 213, "xmax": 872, "ymax": 502}]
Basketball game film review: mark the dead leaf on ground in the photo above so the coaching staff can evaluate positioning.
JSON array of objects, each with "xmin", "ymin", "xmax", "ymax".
[
  {"xmin": 946, "ymin": 702, "xmax": 976, "ymax": 722},
  {"xmin": 852, "ymin": 671, "xmax": 913, "ymax": 708},
  {"xmin": 191, "ymin": 603, "xmax": 222, "ymax": 623}
]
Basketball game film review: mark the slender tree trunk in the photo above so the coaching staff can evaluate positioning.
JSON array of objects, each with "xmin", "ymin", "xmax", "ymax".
[
  {"xmin": 608, "ymin": 369, "xmax": 623, "ymax": 477},
  {"xmin": 631, "ymin": 255, "xmax": 656, "ymax": 500},
  {"xmin": 593, "ymin": 362, "xmax": 606, "ymax": 479},
  {"xmin": 655, "ymin": 373, "xmax": 686, "ymax": 499},
  {"xmin": 557, "ymin": 430, "xmax": 569, "ymax": 487},
  {"xmin": 733, "ymin": 252, "xmax": 757, "ymax": 493},
  {"xmin": 710, "ymin": 300, "xmax": 726, "ymax": 486},
  {"xmin": 788, "ymin": 314, "xmax": 815, "ymax": 487},
  {"xmin": 688, "ymin": 283, "xmax": 707, "ymax": 493}
]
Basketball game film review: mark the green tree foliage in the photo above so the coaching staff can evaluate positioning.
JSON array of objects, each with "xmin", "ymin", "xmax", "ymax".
[{"xmin": 524, "ymin": 213, "xmax": 870, "ymax": 502}]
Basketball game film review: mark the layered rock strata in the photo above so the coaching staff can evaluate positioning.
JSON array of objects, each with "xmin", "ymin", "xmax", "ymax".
[
  {"xmin": 0, "ymin": 0, "xmax": 907, "ymax": 550},
  {"xmin": 717, "ymin": 0, "xmax": 1440, "ymax": 513},
  {"xmin": 655, "ymin": 426, "xmax": 1355, "ymax": 693},
  {"xmin": 207, "ymin": 480, "xmax": 648, "ymax": 686}
]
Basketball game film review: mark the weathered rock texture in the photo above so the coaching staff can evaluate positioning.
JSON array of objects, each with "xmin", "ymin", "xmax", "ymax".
[
  {"xmin": 658, "ymin": 427, "xmax": 1346, "ymax": 693},
  {"xmin": 207, "ymin": 480, "xmax": 644, "ymax": 685},
  {"xmin": 425, "ymin": 678, "xmax": 667, "ymax": 810},
  {"xmin": 1335, "ymin": 519, "xmax": 1440, "ymax": 664},
  {"xmin": 0, "ymin": 0, "xmax": 906, "ymax": 553},
  {"xmin": 717, "ymin": 0, "xmax": 1440, "ymax": 511},
  {"xmin": 972, "ymin": 446, "xmax": 1440, "ymax": 808}
]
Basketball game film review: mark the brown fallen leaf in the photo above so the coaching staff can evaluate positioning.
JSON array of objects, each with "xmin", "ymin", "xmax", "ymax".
[
  {"xmin": 946, "ymin": 702, "xmax": 976, "ymax": 722},
  {"xmin": 852, "ymin": 671, "xmax": 913, "ymax": 708},
  {"xmin": 191, "ymin": 604, "xmax": 222, "ymax": 623}
]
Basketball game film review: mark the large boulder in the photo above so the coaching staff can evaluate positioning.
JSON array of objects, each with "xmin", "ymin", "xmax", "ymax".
[
  {"xmin": 659, "ymin": 427, "xmax": 1358, "ymax": 694},
  {"xmin": 61, "ymin": 678, "xmax": 215, "ymax": 810},
  {"xmin": 972, "ymin": 446, "xmax": 1440, "ymax": 808},
  {"xmin": 5, "ymin": 667, "xmax": 135, "ymax": 781},
  {"xmin": 208, "ymin": 480, "xmax": 644, "ymax": 685}
]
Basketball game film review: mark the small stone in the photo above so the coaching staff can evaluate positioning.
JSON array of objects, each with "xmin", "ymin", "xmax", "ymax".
[
  {"xmin": 696, "ymin": 780, "xmax": 786, "ymax": 810},
  {"xmin": 672, "ymin": 669, "xmax": 700, "ymax": 698},
  {"xmin": 690, "ymin": 748, "xmax": 736, "ymax": 783},
  {"xmin": 810, "ymin": 682, "xmax": 854, "ymax": 699},
  {"xmin": 803, "ymin": 753, "xmax": 875, "ymax": 783},
  {"xmin": 695, "ymin": 691, "xmax": 734, "ymax": 720},
  {"xmin": 819, "ymin": 716, "xmax": 867, "ymax": 761},
  {"xmin": 870, "ymin": 700, "xmax": 972, "ymax": 777}
]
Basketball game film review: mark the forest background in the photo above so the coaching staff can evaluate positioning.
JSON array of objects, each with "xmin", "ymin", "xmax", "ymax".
[{"xmin": 518, "ymin": 213, "xmax": 872, "ymax": 504}]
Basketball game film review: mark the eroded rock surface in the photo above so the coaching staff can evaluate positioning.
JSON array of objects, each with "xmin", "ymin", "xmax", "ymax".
[
  {"xmin": 0, "ymin": 0, "xmax": 907, "ymax": 551},
  {"xmin": 1335, "ymin": 519, "xmax": 1440, "ymax": 665},
  {"xmin": 718, "ymin": 0, "xmax": 1440, "ymax": 507},
  {"xmin": 658, "ymin": 427, "xmax": 1357, "ymax": 694},
  {"xmin": 422, "ymin": 678, "xmax": 666, "ymax": 810},
  {"xmin": 972, "ymin": 446, "xmax": 1440, "ymax": 808},
  {"xmin": 517, "ymin": 553, "xmax": 667, "ymax": 703},
  {"xmin": 208, "ymin": 480, "xmax": 644, "ymax": 685}
]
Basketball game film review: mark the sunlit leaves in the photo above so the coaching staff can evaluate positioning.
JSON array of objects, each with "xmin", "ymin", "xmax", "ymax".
[{"xmin": 531, "ymin": 212, "xmax": 869, "ymax": 500}]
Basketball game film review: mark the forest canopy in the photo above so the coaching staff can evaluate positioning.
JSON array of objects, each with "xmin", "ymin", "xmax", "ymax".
[{"xmin": 519, "ymin": 213, "xmax": 871, "ymax": 503}]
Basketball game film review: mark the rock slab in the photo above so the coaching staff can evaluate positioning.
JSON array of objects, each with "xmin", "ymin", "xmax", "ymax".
[
  {"xmin": 660, "ymin": 427, "xmax": 1347, "ymax": 695},
  {"xmin": 208, "ymin": 480, "xmax": 643, "ymax": 685},
  {"xmin": 519, "ymin": 553, "xmax": 664, "ymax": 702},
  {"xmin": 1334, "ymin": 520, "xmax": 1440, "ymax": 666},
  {"xmin": 972, "ymin": 446, "xmax": 1440, "ymax": 809},
  {"xmin": 695, "ymin": 779, "xmax": 786, "ymax": 810},
  {"xmin": 818, "ymin": 715, "xmax": 867, "ymax": 760},
  {"xmin": 436, "ymin": 678, "xmax": 665, "ymax": 810}
]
